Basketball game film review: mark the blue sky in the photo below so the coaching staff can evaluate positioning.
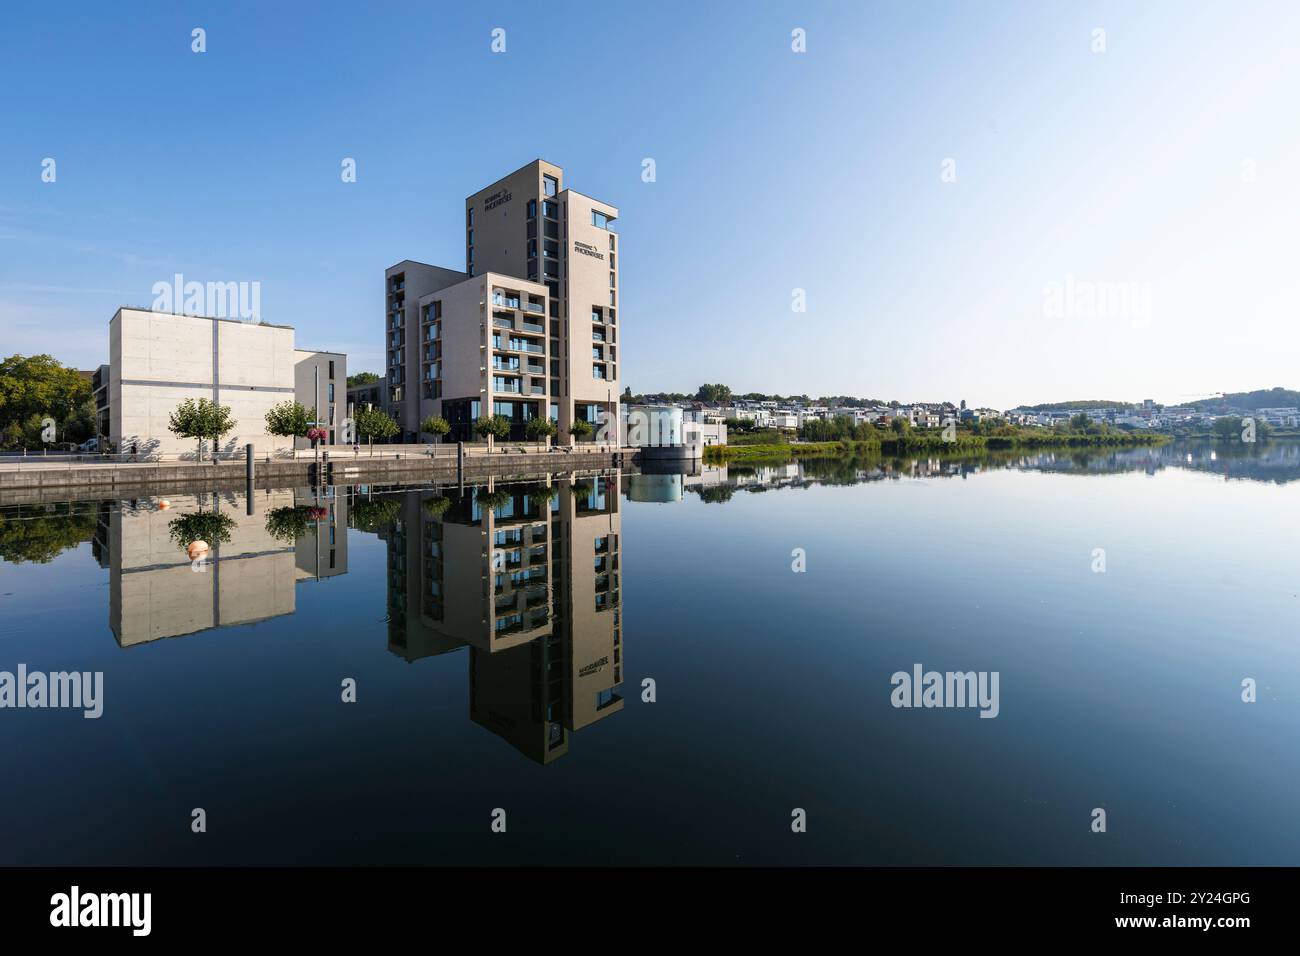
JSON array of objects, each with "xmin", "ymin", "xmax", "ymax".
[{"xmin": 3, "ymin": 1, "xmax": 1298, "ymax": 408}]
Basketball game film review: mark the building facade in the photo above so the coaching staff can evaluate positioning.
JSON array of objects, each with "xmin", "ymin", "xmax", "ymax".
[
  {"xmin": 102, "ymin": 307, "xmax": 345, "ymax": 456},
  {"xmin": 384, "ymin": 160, "xmax": 620, "ymax": 443}
]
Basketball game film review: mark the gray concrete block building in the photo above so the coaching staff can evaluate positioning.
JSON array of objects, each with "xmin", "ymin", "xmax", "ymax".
[{"xmin": 99, "ymin": 308, "xmax": 345, "ymax": 456}]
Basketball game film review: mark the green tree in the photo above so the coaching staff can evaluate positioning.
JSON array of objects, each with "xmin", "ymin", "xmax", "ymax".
[
  {"xmin": 60, "ymin": 398, "xmax": 97, "ymax": 446},
  {"xmin": 421, "ymin": 496, "xmax": 452, "ymax": 518},
  {"xmin": 349, "ymin": 496, "xmax": 401, "ymax": 531},
  {"xmin": 0, "ymin": 354, "xmax": 91, "ymax": 436},
  {"xmin": 474, "ymin": 414, "xmax": 510, "ymax": 441},
  {"xmin": 167, "ymin": 510, "xmax": 236, "ymax": 550},
  {"xmin": 1213, "ymin": 416, "xmax": 1242, "ymax": 440},
  {"xmin": 420, "ymin": 415, "xmax": 451, "ymax": 442},
  {"xmin": 264, "ymin": 506, "xmax": 318, "ymax": 542},
  {"xmin": 525, "ymin": 416, "xmax": 557, "ymax": 440},
  {"xmin": 264, "ymin": 401, "xmax": 312, "ymax": 440},
  {"xmin": 890, "ymin": 416, "xmax": 911, "ymax": 435},
  {"xmin": 476, "ymin": 488, "xmax": 513, "ymax": 512},
  {"xmin": 570, "ymin": 418, "xmax": 594, "ymax": 442},
  {"xmin": 0, "ymin": 504, "xmax": 97, "ymax": 564},
  {"xmin": 696, "ymin": 383, "xmax": 732, "ymax": 403},
  {"xmin": 354, "ymin": 406, "xmax": 399, "ymax": 453},
  {"xmin": 347, "ymin": 371, "xmax": 380, "ymax": 387},
  {"xmin": 168, "ymin": 398, "xmax": 236, "ymax": 462}
]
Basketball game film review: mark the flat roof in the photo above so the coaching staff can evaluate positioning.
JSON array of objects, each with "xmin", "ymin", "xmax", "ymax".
[{"xmin": 112, "ymin": 306, "xmax": 294, "ymax": 330}]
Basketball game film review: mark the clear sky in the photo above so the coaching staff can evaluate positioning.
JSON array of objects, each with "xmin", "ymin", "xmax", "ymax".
[{"xmin": 2, "ymin": 1, "xmax": 1298, "ymax": 409}]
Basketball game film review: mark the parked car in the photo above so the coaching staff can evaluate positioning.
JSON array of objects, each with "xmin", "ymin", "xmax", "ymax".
[{"xmin": 77, "ymin": 437, "xmax": 100, "ymax": 453}]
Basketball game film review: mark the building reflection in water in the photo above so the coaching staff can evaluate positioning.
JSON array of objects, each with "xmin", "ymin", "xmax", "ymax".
[
  {"xmin": 381, "ymin": 472, "xmax": 624, "ymax": 764},
  {"xmin": 93, "ymin": 487, "xmax": 348, "ymax": 647}
]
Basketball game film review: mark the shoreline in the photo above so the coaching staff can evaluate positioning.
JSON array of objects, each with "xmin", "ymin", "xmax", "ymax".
[{"xmin": 704, "ymin": 433, "xmax": 1172, "ymax": 464}]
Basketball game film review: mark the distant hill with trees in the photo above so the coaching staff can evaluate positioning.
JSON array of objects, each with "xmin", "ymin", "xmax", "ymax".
[
  {"xmin": 1016, "ymin": 400, "xmax": 1137, "ymax": 411},
  {"xmin": 1189, "ymin": 387, "xmax": 1300, "ymax": 411}
]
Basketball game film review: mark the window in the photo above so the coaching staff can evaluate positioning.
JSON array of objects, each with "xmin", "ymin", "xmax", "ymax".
[
  {"xmin": 467, "ymin": 228, "xmax": 473, "ymax": 248},
  {"xmin": 543, "ymin": 199, "xmax": 558, "ymax": 218},
  {"xmin": 527, "ymin": 240, "xmax": 537, "ymax": 258},
  {"xmin": 328, "ymin": 360, "xmax": 335, "ymax": 379},
  {"xmin": 592, "ymin": 308, "xmax": 602, "ymax": 323},
  {"xmin": 328, "ymin": 383, "xmax": 335, "ymax": 402},
  {"xmin": 527, "ymin": 198, "xmax": 536, "ymax": 218},
  {"xmin": 593, "ymin": 365, "xmax": 606, "ymax": 380},
  {"xmin": 543, "ymin": 175, "xmax": 558, "ymax": 197},
  {"xmin": 592, "ymin": 210, "xmax": 613, "ymax": 229},
  {"xmin": 467, "ymin": 207, "xmax": 474, "ymax": 227},
  {"xmin": 610, "ymin": 290, "xmax": 616, "ymax": 305}
]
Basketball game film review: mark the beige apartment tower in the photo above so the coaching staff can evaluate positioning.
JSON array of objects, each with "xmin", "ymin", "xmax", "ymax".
[{"xmin": 385, "ymin": 160, "xmax": 619, "ymax": 442}]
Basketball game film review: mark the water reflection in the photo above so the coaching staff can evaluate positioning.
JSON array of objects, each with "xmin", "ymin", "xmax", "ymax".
[
  {"xmin": 377, "ymin": 475, "xmax": 624, "ymax": 763},
  {"xmin": 91, "ymin": 488, "xmax": 349, "ymax": 646},
  {"xmin": 0, "ymin": 474, "xmax": 623, "ymax": 766},
  {"xmin": 675, "ymin": 440, "xmax": 1300, "ymax": 498}
]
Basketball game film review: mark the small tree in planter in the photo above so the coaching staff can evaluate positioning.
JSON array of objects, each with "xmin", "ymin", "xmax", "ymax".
[
  {"xmin": 476, "ymin": 488, "xmax": 513, "ymax": 514},
  {"xmin": 473, "ymin": 414, "xmax": 510, "ymax": 446},
  {"xmin": 168, "ymin": 398, "xmax": 236, "ymax": 463},
  {"xmin": 421, "ymin": 495, "xmax": 452, "ymax": 519},
  {"xmin": 264, "ymin": 505, "xmax": 317, "ymax": 542},
  {"xmin": 264, "ymin": 401, "xmax": 312, "ymax": 446},
  {"xmin": 569, "ymin": 418, "xmax": 594, "ymax": 443},
  {"xmin": 354, "ymin": 406, "xmax": 399, "ymax": 455},
  {"xmin": 525, "ymin": 417, "xmax": 557, "ymax": 444},
  {"xmin": 420, "ymin": 415, "xmax": 451, "ymax": 444}
]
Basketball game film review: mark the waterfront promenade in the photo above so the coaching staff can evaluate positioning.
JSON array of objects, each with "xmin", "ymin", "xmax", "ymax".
[{"xmin": 0, "ymin": 442, "xmax": 634, "ymax": 501}]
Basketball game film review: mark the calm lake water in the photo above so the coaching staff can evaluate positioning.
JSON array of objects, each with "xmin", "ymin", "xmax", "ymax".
[{"xmin": 1, "ymin": 440, "xmax": 1298, "ymax": 865}]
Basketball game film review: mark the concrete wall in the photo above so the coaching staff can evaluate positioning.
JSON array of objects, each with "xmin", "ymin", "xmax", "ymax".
[
  {"xmin": 293, "ymin": 349, "xmax": 346, "ymax": 447},
  {"xmin": 108, "ymin": 308, "xmax": 297, "ymax": 457},
  {"xmin": 107, "ymin": 489, "xmax": 299, "ymax": 646}
]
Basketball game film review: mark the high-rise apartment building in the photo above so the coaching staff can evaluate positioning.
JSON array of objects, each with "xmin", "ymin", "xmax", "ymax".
[{"xmin": 384, "ymin": 160, "xmax": 619, "ymax": 443}]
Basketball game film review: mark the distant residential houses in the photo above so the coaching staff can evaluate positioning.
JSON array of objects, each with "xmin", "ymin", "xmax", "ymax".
[
  {"xmin": 646, "ymin": 396, "xmax": 1000, "ymax": 431},
  {"xmin": 638, "ymin": 394, "xmax": 1300, "ymax": 435}
]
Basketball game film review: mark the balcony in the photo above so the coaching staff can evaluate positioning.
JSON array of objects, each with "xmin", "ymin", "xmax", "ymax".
[
  {"xmin": 524, "ymin": 302, "xmax": 545, "ymax": 314},
  {"xmin": 522, "ymin": 321, "xmax": 545, "ymax": 334},
  {"xmin": 493, "ymin": 317, "xmax": 513, "ymax": 329},
  {"xmin": 529, "ymin": 384, "xmax": 546, "ymax": 394}
]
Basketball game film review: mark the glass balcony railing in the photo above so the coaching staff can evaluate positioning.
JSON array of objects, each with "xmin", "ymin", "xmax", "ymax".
[
  {"xmin": 524, "ymin": 302, "xmax": 544, "ymax": 314},
  {"xmin": 522, "ymin": 322, "xmax": 544, "ymax": 334}
]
